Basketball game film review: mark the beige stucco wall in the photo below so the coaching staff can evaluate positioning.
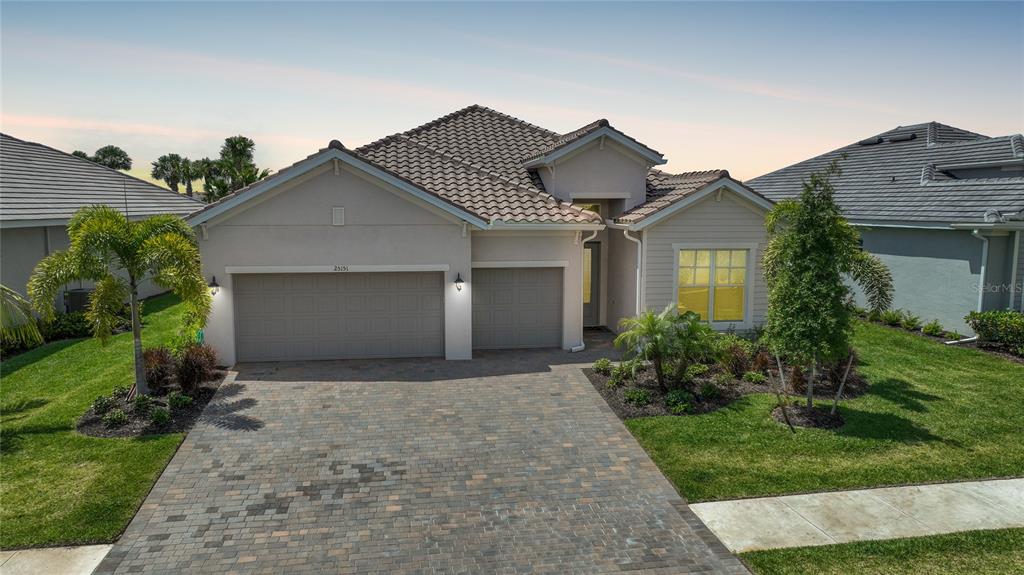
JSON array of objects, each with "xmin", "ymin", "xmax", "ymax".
[
  {"xmin": 470, "ymin": 231, "xmax": 586, "ymax": 350},
  {"xmin": 643, "ymin": 192, "xmax": 769, "ymax": 330},
  {"xmin": 536, "ymin": 141, "xmax": 649, "ymax": 210},
  {"xmin": 198, "ymin": 164, "xmax": 473, "ymax": 365},
  {"xmin": 605, "ymin": 227, "xmax": 639, "ymax": 333}
]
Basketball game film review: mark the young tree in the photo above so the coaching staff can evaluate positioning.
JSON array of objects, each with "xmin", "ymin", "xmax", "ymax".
[
  {"xmin": 28, "ymin": 207, "xmax": 211, "ymax": 395},
  {"xmin": 763, "ymin": 159, "xmax": 893, "ymax": 408},
  {"xmin": 72, "ymin": 145, "xmax": 133, "ymax": 170}
]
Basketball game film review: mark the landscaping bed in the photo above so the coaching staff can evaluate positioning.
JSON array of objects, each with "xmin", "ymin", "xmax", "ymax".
[{"xmin": 77, "ymin": 374, "xmax": 225, "ymax": 439}]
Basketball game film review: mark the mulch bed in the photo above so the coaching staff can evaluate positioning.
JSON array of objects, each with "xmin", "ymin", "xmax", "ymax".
[
  {"xmin": 772, "ymin": 404, "xmax": 845, "ymax": 429},
  {"xmin": 584, "ymin": 362, "xmax": 867, "ymax": 426},
  {"xmin": 868, "ymin": 321, "xmax": 1024, "ymax": 365},
  {"xmin": 77, "ymin": 372, "xmax": 226, "ymax": 438}
]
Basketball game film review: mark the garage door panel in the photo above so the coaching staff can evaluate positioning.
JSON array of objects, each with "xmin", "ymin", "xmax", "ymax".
[
  {"xmin": 235, "ymin": 272, "xmax": 444, "ymax": 361},
  {"xmin": 473, "ymin": 267, "xmax": 562, "ymax": 350}
]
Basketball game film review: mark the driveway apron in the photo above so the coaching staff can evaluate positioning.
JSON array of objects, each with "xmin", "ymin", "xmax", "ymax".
[{"xmin": 95, "ymin": 346, "xmax": 746, "ymax": 575}]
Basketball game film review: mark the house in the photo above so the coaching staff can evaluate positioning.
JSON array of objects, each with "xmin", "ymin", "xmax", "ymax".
[
  {"xmin": 189, "ymin": 105, "xmax": 773, "ymax": 364},
  {"xmin": 748, "ymin": 122, "xmax": 1024, "ymax": 334},
  {"xmin": 0, "ymin": 133, "xmax": 204, "ymax": 309}
]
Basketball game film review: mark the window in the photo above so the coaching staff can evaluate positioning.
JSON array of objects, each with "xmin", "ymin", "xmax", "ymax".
[
  {"xmin": 583, "ymin": 247, "xmax": 593, "ymax": 304},
  {"xmin": 677, "ymin": 248, "xmax": 748, "ymax": 323}
]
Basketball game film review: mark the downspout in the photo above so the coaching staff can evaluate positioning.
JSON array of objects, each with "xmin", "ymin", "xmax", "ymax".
[
  {"xmin": 571, "ymin": 229, "xmax": 600, "ymax": 352},
  {"xmin": 1010, "ymin": 230, "xmax": 1021, "ymax": 311},
  {"xmin": 971, "ymin": 229, "xmax": 989, "ymax": 313}
]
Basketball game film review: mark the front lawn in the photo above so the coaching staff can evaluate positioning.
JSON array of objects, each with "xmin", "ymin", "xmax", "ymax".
[
  {"xmin": 627, "ymin": 321, "xmax": 1024, "ymax": 502},
  {"xmin": 1, "ymin": 294, "xmax": 186, "ymax": 549},
  {"xmin": 741, "ymin": 528, "xmax": 1024, "ymax": 575}
]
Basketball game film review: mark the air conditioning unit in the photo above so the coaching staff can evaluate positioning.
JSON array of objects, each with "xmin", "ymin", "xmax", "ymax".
[{"xmin": 65, "ymin": 288, "xmax": 92, "ymax": 313}]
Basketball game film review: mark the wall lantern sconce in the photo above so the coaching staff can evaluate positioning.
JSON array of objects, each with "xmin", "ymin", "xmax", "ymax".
[
  {"xmin": 454, "ymin": 273, "xmax": 464, "ymax": 292},
  {"xmin": 208, "ymin": 276, "xmax": 220, "ymax": 296}
]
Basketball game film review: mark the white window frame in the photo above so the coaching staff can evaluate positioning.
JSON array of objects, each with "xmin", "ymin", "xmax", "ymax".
[{"xmin": 671, "ymin": 242, "xmax": 757, "ymax": 330}]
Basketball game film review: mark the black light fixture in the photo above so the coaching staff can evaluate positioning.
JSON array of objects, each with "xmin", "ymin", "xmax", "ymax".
[
  {"xmin": 454, "ymin": 272, "xmax": 464, "ymax": 291},
  {"xmin": 208, "ymin": 276, "xmax": 220, "ymax": 295}
]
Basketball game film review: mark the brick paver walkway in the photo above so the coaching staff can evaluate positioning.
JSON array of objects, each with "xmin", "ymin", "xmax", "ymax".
[{"xmin": 96, "ymin": 341, "xmax": 746, "ymax": 574}]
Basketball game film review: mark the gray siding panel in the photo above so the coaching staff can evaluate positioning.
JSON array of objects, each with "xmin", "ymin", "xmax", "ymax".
[{"xmin": 643, "ymin": 193, "xmax": 769, "ymax": 328}]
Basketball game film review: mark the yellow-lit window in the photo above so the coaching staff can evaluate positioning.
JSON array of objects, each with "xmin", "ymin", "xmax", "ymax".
[{"xmin": 678, "ymin": 248, "xmax": 747, "ymax": 323}]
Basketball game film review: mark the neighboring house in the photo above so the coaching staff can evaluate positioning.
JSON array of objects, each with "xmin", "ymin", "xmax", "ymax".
[
  {"xmin": 0, "ymin": 133, "xmax": 203, "ymax": 310},
  {"xmin": 748, "ymin": 122, "xmax": 1024, "ymax": 334},
  {"xmin": 189, "ymin": 105, "xmax": 773, "ymax": 364}
]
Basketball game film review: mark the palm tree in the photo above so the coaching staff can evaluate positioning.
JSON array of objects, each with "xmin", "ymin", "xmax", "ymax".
[
  {"xmin": 218, "ymin": 136, "xmax": 270, "ymax": 195},
  {"xmin": 1, "ymin": 285, "xmax": 43, "ymax": 349},
  {"xmin": 91, "ymin": 145, "xmax": 133, "ymax": 170},
  {"xmin": 615, "ymin": 305, "xmax": 679, "ymax": 393},
  {"xmin": 151, "ymin": 154, "xmax": 184, "ymax": 192},
  {"xmin": 28, "ymin": 206, "xmax": 211, "ymax": 395},
  {"xmin": 179, "ymin": 158, "xmax": 201, "ymax": 198}
]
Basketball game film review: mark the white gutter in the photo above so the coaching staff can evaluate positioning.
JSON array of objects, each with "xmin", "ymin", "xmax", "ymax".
[
  {"xmin": 571, "ymin": 229, "xmax": 601, "ymax": 353},
  {"xmin": 971, "ymin": 229, "xmax": 989, "ymax": 313}
]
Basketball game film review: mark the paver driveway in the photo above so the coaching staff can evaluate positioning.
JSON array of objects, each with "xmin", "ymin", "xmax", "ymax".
[{"xmin": 96, "ymin": 338, "xmax": 747, "ymax": 575}]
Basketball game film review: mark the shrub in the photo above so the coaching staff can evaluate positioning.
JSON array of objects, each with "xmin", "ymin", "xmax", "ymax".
[
  {"xmin": 592, "ymin": 358, "xmax": 613, "ymax": 376},
  {"xmin": 610, "ymin": 359, "xmax": 641, "ymax": 387},
  {"xmin": 945, "ymin": 331, "xmax": 963, "ymax": 341},
  {"xmin": 700, "ymin": 381, "xmax": 722, "ymax": 401},
  {"xmin": 623, "ymin": 388, "xmax": 651, "ymax": 407},
  {"xmin": 112, "ymin": 385, "xmax": 132, "ymax": 399},
  {"xmin": 965, "ymin": 310, "xmax": 1024, "ymax": 354},
  {"xmin": 167, "ymin": 390, "xmax": 193, "ymax": 410},
  {"xmin": 922, "ymin": 320, "xmax": 944, "ymax": 337},
  {"xmin": 742, "ymin": 371, "xmax": 767, "ymax": 384},
  {"xmin": 900, "ymin": 313, "xmax": 922, "ymax": 331},
  {"xmin": 102, "ymin": 408, "xmax": 128, "ymax": 427},
  {"xmin": 176, "ymin": 344, "xmax": 217, "ymax": 392},
  {"xmin": 150, "ymin": 407, "xmax": 171, "ymax": 426},
  {"xmin": 716, "ymin": 334, "xmax": 754, "ymax": 378},
  {"xmin": 751, "ymin": 350, "xmax": 772, "ymax": 373},
  {"xmin": 132, "ymin": 394, "xmax": 154, "ymax": 415},
  {"xmin": 143, "ymin": 346, "xmax": 176, "ymax": 392},
  {"xmin": 879, "ymin": 309, "xmax": 903, "ymax": 326},
  {"xmin": 92, "ymin": 394, "xmax": 115, "ymax": 415},
  {"xmin": 681, "ymin": 363, "xmax": 710, "ymax": 384},
  {"xmin": 39, "ymin": 311, "xmax": 91, "ymax": 341},
  {"xmin": 665, "ymin": 389, "xmax": 694, "ymax": 415}
]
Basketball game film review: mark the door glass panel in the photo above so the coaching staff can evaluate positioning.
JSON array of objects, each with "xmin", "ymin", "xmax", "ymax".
[{"xmin": 583, "ymin": 248, "xmax": 592, "ymax": 304}]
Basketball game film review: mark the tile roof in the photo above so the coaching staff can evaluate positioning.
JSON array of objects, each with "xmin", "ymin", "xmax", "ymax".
[
  {"xmin": 1, "ymin": 133, "xmax": 202, "ymax": 225},
  {"xmin": 614, "ymin": 169, "xmax": 732, "ymax": 224},
  {"xmin": 192, "ymin": 104, "xmax": 728, "ymax": 227},
  {"xmin": 520, "ymin": 118, "xmax": 665, "ymax": 165},
  {"xmin": 746, "ymin": 122, "xmax": 1024, "ymax": 224}
]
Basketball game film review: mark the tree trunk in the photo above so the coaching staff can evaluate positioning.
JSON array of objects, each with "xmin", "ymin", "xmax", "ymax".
[
  {"xmin": 130, "ymin": 283, "xmax": 149, "ymax": 396},
  {"xmin": 654, "ymin": 357, "xmax": 667, "ymax": 393},
  {"xmin": 807, "ymin": 360, "xmax": 818, "ymax": 409},
  {"xmin": 774, "ymin": 355, "xmax": 795, "ymax": 433},
  {"xmin": 185, "ymin": 179, "xmax": 194, "ymax": 197}
]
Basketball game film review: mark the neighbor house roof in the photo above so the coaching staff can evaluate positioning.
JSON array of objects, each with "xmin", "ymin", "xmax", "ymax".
[
  {"xmin": 746, "ymin": 122, "xmax": 1024, "ymax": 225},
  {"xmin": 0, "ymin": 133, "xmax": 202, "ymax": 227},
  {"xmin": 189, "ymin": 104, "xmax": 736, "ymax": 227}
]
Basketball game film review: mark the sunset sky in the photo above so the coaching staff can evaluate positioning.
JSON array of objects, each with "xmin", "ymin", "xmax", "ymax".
[{"xmin": 2, "ymin": 1, "xmax": 1022, "ymax": 183}]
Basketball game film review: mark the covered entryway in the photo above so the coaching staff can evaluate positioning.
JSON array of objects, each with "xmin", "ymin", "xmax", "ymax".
[
  {"xmin": 472, "ymin": 267, "xmax": 563, "ymax": 349},
  {"xmin": 233, "ymin": 272, "xmax": 444, "ymax": 361}
]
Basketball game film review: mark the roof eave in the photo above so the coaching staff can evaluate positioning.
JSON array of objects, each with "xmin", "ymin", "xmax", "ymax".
[
  {"xmin": 522, "ymin": 126, "xmax": 666, "ymax": 169},
  {"xmin": 620, "ymin": 177, "xmax": 774, "ymax": 231}
]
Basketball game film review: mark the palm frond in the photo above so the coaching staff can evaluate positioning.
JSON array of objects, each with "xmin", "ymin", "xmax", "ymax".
[
  {"xmin": 849, "ymin": 250, "xmax": 894, "ymax": 312},
  {"xmin": 1, "ymin": 284, "xmax": 43, "ymax": 348},
  {"xmin": 27, "ymin": 251, "xmax": 84, "ymax": 321},
  {"xmin": 88, "ymin": 276, "xmax": 129, "ymax": 345}
]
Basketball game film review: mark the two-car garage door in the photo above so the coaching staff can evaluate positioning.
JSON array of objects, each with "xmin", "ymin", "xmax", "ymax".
[
  {"xmin": 233, "ymin": 267, "xmax": 564, "ymax": 361},
  {"xmin": 234, "ymin": 273, "xmax": 444, "ymax": 362}
]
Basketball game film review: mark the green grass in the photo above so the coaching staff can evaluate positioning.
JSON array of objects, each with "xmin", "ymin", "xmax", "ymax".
[
  {"xmin": 741, "ymin": 528, "xmax": 1024, "ymax": 575},
  {"xmin": 627, "ymin": 321, "xmax": 1024, "ymax": 502},
  {"xmin": 1, "ymin": 294, "xmax": 186, "ymax": 549}
]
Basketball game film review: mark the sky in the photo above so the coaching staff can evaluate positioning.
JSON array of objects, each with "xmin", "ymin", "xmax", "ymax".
[{"xmin": 2, "ymin": 1, "xmax": 1022, "ymax": 183}]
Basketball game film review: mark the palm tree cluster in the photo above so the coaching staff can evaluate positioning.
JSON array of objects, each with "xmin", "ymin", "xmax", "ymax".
[
  {"xmin": 151, "ymin": 136, "xmax": 270, "ymax": 201},
  {"xmin": 72, "ymin": 145, "xmax": 133, "ymax": 170}
]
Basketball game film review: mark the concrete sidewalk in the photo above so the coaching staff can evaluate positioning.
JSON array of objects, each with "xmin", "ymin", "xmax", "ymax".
[
  {"xmin": 0, "ymin": 545, "xmax": 111, "ymax": 575},
  {"xmin": 690, "ymin": 478, "xmax": 1024, "ymax": 552}
]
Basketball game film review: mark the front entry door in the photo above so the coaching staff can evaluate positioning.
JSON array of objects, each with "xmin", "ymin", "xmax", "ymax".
[{"xmin": 583, "ymin": 242, "xmax": 600, "ymax": 326}]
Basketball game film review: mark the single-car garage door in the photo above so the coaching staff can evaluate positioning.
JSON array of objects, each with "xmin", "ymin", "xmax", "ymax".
[
  {"xmin": 234, "ymin": 272, "xmax": 444, "ymax": 361},
  {"xmin": 472, "ymin": 267, "xmax": 562, "ymax": 349}
]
